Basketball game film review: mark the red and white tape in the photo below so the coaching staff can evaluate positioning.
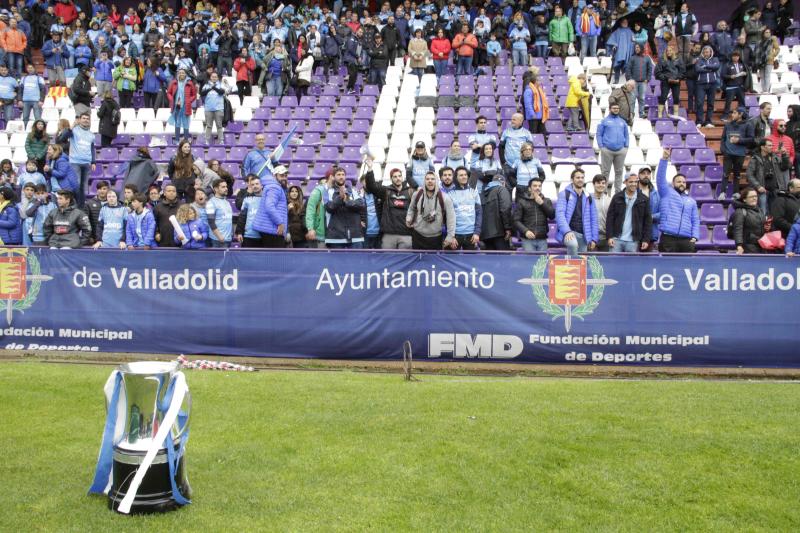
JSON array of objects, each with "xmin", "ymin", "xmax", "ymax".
[{"xmin": 177, "ymin": 355, "xmax": 254, "ymax": 372}]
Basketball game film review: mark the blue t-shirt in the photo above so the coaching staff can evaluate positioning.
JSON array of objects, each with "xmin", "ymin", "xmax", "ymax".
[
  {"xmin": 99, "ymin": 204, "xmax": 127, "ymax": 247},
  {"xmin": 241, "ymin": 195, "xmax": 261, "ymax": 238},
  {"xmin": 206, "ymin": 196, "xmax": 232, "ymax": 242},
  {"xmin": 0, "ymin": 76, "xmax": 18, "ymax": 100},
  {"xmin": 20, "ymin": 75, "xmax": 45, "ymax": 102},
  {"xmin": 500, "ymin": 127, "xmax": 533, "ymax": 166},
  {"xmin": 68, "ymin": 126, "xmax": 95, "ymax": 165},
  {"xmin": 203, "ymin": 82, "xmax": 224, "ymax": 112}
]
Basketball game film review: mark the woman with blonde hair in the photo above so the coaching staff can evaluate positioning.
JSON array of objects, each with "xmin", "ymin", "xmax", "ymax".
[
  {"xmin": 565, "ymin": 73, "xmax": 591, "ymax": 132},
  {"xmin": 173, "ymin": 203, "xmax": 208, "ymax": 249}
]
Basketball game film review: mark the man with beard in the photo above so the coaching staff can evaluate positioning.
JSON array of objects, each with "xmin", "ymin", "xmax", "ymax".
[
  {"xmin": 153, "ymin": 184, "xmax": 182, "ymax": 247},
  {"xmin": 406, "ymin": 171, "xmax": 456, "ymax": 250},
  {"xmin": 364, "ymin": 161, "xmax": 414, "ymax": 249},
  {"xmin": 638, "ymin": 166, "xmax": 660, "ymax": 251},
  {"xmin": 657, "ymin": 149, "xmax": 699, "ymax": 253},
  {"xmin": 235, "ymin": 174, "xmax": 263, "ymax": 247},
  {"xmin": 443, "ymin": 166, "xmax": 482, "ymax": 250}
]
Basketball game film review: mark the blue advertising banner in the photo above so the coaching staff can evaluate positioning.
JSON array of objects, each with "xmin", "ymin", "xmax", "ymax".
[{"xmin": 0, "ymin": 247, "xmax": 798, "ymax": 367}]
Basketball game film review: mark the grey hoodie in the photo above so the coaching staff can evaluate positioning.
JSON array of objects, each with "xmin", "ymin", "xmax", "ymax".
[
  {"xmin": 193, "ymin": 159, "xmax": 221, "ymax": 192},
  {"xmin": 406, "ymin": 184, "xmax": 456, "ymax": 239}
]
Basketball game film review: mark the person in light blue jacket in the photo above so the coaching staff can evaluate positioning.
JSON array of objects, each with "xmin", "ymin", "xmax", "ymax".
[
  {"xmin": 508, "ymin": 21, "xmax": 530, "ymax": 66},
  {"xmin": 174, "ymin": 203, "xmax": 208, "ymax": 250},
  {"xmin": 597, "ymin": 102, "xmax": 630, "ymax": 193},
  {"xmin": 555, "ymin": 167, "xmax": 598, "ymax": 257},
  {"xmin": 44, "ymin": 144, "xmax": 79, "ymax": 193},
  {"xmin": 92, "ymin": 189, "xmax": 128, "ymax": 249},
  {"xmin": 0, "ymin": 65, "xmax": 18, "ymax": 123},
  {"xmin": 235, "ymin": 175, "xmax": 263, "ymax": 248},
  {"xmin": 444, "ymin": 166, "xmax": 482, "ymax": 250},
  {"xmin": 656, "ymin": 149, "xmax": 699, "ymax": 253},
  {"xmin": 359, "ymin": 173, "xmax": 381, "ymax": 249},
  {"xmin": 25, "ymin": 185, "xmax": 56, "ymax": 245}
]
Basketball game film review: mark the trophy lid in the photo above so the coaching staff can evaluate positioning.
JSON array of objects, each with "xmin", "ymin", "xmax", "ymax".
[{"xmin": 119, "ymin": 361, "xmax": 179, "ymax": 375}]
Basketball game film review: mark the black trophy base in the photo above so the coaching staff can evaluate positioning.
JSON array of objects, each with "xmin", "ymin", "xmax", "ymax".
[{"xmin": 108, "ymin": 445, "xmax": 191, "ymax": 514}]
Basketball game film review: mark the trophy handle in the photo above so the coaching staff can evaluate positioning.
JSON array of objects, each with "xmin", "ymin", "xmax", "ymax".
[{"xmin": 171, "ymin": 374, "xmax": 191, "ymax": 442}]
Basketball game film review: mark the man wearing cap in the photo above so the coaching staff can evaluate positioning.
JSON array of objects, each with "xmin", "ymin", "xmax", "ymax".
[
  {"xmin": 368, "ymin": 33, "xmax": 389, "ymax": 88},
  {"xmin": 253, "ymin": 165, "xmax": 288, "ymax": 248},
  {"xmin": 70, "ymin": 63, "xmax": 93, "ymax": 117},
  {"xmin": 721, "ymin": 50, "xmax": 746, "ymax": 120},
  {"xmin": 42, "ymin": 30, "xmax": 70, "ymax": 85},
  {"xmin": 637, "ymin": 165, "xmax": 660, "ymax": 249},
  {"xmin": 407, "ymin": 141, "xmax": 435, "ymax": 188},
  {"xmin": 364, "ymin": 161, "xmax": 414, "ymax": 249}
]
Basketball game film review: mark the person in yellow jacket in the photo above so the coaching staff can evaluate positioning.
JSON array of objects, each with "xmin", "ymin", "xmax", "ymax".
[{"xmin": 565, "ymin": 73, "xmax": 592, "ymax": 132}]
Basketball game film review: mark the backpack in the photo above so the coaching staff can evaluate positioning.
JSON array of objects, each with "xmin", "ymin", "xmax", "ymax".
[
  {"xmin": 726, "ymin": 208, "xmax": 744, "ymax": 239},
  {"xmin": 413, "ymin": 189, "xmax": 447, "ymax": 226},
  {"xmin": 111, "ymin": 107, "xmax": 121, "ymax": 126}
]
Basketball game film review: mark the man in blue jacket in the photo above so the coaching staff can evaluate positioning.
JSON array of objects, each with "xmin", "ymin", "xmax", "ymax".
[
  {"xmin": 556, "ymin": 167, "xmax": 598, "ymax": 257},
  {"xmin": 60, "ymin": 112, "xmax": 96, "ymax": 207},
  {"xmin": 657, "ymin": 149, "xmax": 699, "ymax": 253},
  {"xmin": 253, "ymin": 165, "xmax": 288, "ymax": 248},
  {"xmin": 41, "ymin": 30, "xmax": 70, "ymax": 86},
  {"xmin": 718, "ymin": 106, "xmax": 750, "ymax": 199},
  {"xmin": 597, "ymin": 103, "xmax": 630, "ymax": 194}
]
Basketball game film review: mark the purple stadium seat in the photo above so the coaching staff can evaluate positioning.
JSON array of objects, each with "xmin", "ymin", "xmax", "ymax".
[
  {"xmin": 191, "ymin": 146, "xmax": 205, "ymax": 160},
  {"xmin": 785, "ymin": 36, "xmax": 799, "ymax": 47},
  {"xmin": 310, "ymin": 107, "xmax": 330, "ymax": 120},
  {"xmin": 351, "ymin": 119, "xmax": 369, "ymax": 133},
  {"xmin": 262, "ymin": 96, "xmax": 279, "ymax": 107},
  {"xmin": 570, "ymin": 134, "xmax": 591, "ymax": 148},
  {"xmin": 264, "ymin": 133, "xmax": 280, "ymax": 146},
  {"xmin": 545, "ymin": 120, "xmax": 564, "ymax": 133},
  {"xmin": 534, "ymin": 148, "xmax": 550, "ymax": 163},
  {"xmin": 293, "ymin": 146, "xmax": 315, "ymax": 163},
  {"xmin": 317, "ymin": 146, "xmax": 339, "ymax": 163},
  {"xmin": 242, "ymin": 120, "xmax": 262, "ymax": 133},
  {"xmin": 318, "ymin": 95, "xmax": 336, "ymax": 108},
  {"xmin": 661, "ymin": 133, "xmax": 684, "ymax": 149},
  {"xmin": 690, "ymin": 183, "xmax": 713, "ymax": 201},
  {"xmin": 339, "ymin": 95, "xmax": 357, "ymax": 107},
  {"xmin": 679, "ymin": 165, "xmax": 702, "ymax": 182},
  {"xmin": 496, "ymin": 85, "xmax": 514, "ymax": 96},
  {"xmin": 499, "ymin": 108, "xmax": 516, "ymax": 121},
  {"xmin": 695, "ymin": 226, "xmax": 712, "ymax": 248},
  {"xmin": 333, "ymin": 107, "xmax": 353, "ymax": 120},
  {"xmin": 458, "ymin": 85, "xmax": 475, "ymax": 96},
  {"xmin": 226, "ymin": 122, "xmax": 244, "ymax": 133},
  {"xmin": 293, "ymin": 107, "xmax": 312, "ymax": 121},
  {"xmin": 288, "ymin": 162, "xmax": 309, "ymax": 178},
  {"xmin": 237, "ymin": 133, "xmax": 255, "ymax": 146},
  {"xmin": 700, "ymin": 203, "xmax": 727, "ymax": 224},
  {"xmin": 359, "ymin": 95, "xmax": 377, "ymax": 108},
  {"xmin": 344, "ymin": 132, "xmax": 366, "ymax": 146},
  {"xmin": 498, "ymin": 95, "xmax": 516, "ymax": 108},
  {"xmin": 280, "ymin": 96, "xmax": 298, "ymax": 107},
  {"xmin": 329, "ymin": 119, "xmax": 349, "ymax": 133},
  {"xmin": 547, "ymin": 134, "xmax": 569, "ymax": 148},
  {"xmin": 147, "ymin": 148, "xmax": 162, "ymax": 162},
  {"xmin": 223, "ymin": 163, "xmax": 241, "ymax": 179},
  {"xmin": 227, "ymin": 146, "xmax": 248, "ymax": 162},
  {"xmin": 685, "ymin": 134, "xmax": 706, "ymax": 150},
  {"xmin": 254, "ymin": 108, "xmax": 270, "ymax": 120},
  {"xmin": 206, "ymin": 146, "xmax": 225, "ymax": 161},
  {"xmin": 704, "ymin": 164, "xmax": 723, "ymax": 182},
  {"xmin": 299, "ymin": 96, "xmax": 316, "ymax": 107},
  {"xmin": 362, "ymin": 85, "xmax": 380, "ymax": 96},
  {"xmin": 744, "ymin": 95, "xmax": 759, "ymax": 107},
  {"xmin": 300, "ymin": 132, "xmax": 319, "ymax": 145},
  {"xmin": 530, "ymin": 134, "xmax": 545, "ymax": 146},
  {"xmin": 325, "ymin": 132, "xmax": 343, "ymax": 146},
  {"xmin": 273, "ymin": 107, "xmax": 292, "ymax": 120},
  {"xmin": 98, "ymin": 147, "xmax": 118, "ymax": 162},
  {"xmin": 476, "ymin": 85, "xmax": 494, "ymax": 97},
  {"xmin": 340, "ymin": 146, "xmax": 361, "ymax": 164},
  {"xmin": 354, "ymin": 107, "xmax": 374, "ymax": 120},
  {"xmin": 307, "ymin": 119, "xmax": 327, "ymax": 133},
  {"xmin": 478, "ymin": 96, "xmax": 495, "ymax": 107},
  {"xmin": 550, "ymin": 147, "xmax": 572, "ymax": 162},
  {"xmin": 458, "ymin": 120, "xmax": 477, "ymax": 133},
  {"xmin": 119, "ymin": 147, "xmax": 137, "ymax": 161},
  {"xmin": 670, "ymin": 148, "xmax": 693, "ymax": 165},
  {"xmin": 694, "ymin": 148, "xmax": 717, "ymax": 165},
  {"xmin": 654, "ymin": 120, "xmax": 675, "ymax": 135},
  {"xmin": 437, "ymin": 107, "xmax": 456, "ymax": 120},
  {"xmin": 457, "ymin": 133, "xmax": 471, "ymax": 146},
  {"xmin": 287, "ymin": 119, "xmax": 305, "ymax": 133},
  {"xmin": 129, "ymin": 135, "xmax": 151, "ymax": 147},
  {"xmin": 162, "ymin": 146, "xmax": 177, "ymax": 161},
  {"xmin": 437, "ymin": 119, "xmax": 455, "ymax": 132},
  {"xmin": 435, "ymin": 133, "xmax": 454, "ymax": 147},
  {"xmin": 712, "ymin": 225, "xmax": 734, "ymax": 247},
  {"xmin": 677, "ymin": 121, "xmax": 698, "ymax": 135},
  {"xmin": 267, "ymin": 120, "xmax": 286, "ymax": 132},
  {"xmin": 573, "ymin": 148, "xmax": 597, "ymax": 163}
]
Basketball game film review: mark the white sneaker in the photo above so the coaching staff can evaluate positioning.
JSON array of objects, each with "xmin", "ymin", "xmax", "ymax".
[
  {"xmin": 704, "ymin": 123, "xmax": 714, "ymax": 128},
  {"xmin": 717, "ymin": 193, "xmax": 727, "ymax": 201}
]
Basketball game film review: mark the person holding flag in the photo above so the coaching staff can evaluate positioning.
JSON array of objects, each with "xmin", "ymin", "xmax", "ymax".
[{"xmin": 242, "ymin": 126, "xmax": 296, "ymax": 180}]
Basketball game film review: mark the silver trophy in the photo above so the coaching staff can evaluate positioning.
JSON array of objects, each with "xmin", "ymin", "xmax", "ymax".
[{"xmin": 90, "ymin": 361, "xmax": 192, "ymax": 514}]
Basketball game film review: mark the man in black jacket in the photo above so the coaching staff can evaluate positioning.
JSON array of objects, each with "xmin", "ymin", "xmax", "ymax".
[
  {"xmin": 747, "ymin": 138, "xmax": 790, "ymax": 212},
  {"xmin": 480, "ymin": 174, "xmax": 512, "ymax": 250},
  {"xmin": 606, "ymin": 173, "xmax": 652, "ymax": 252},
  {"xmin": 381, "ymin": 16, "xmax": 402, "ymax": 62},
  {"xmin": 153, "ymin": 184, "xmax": 182, "ymax": 248},
  {"xmin": 43, "ymin": 190, "xmax": 91, "ymax": 249},
  {"xmin": 84, "ymin": 180, "xmax": 109, "ymax": 244},
  {"xmin": 513, "ymin": 178, "xmax": 554, "ymax": 252},
  {"xmin": 368, "ymin": 33, "xmax": 389, "ymax": 88},
  {"xmin": 324, "ymin": 166, "xmax": 367, "ymax": 248},
  {"xmin": 70, "ymin": 64, "xmax": 93, "ymax": 117},
  {"xmin": 364, "ymin": 161, "xmax": 413, "ymax": 249},
  {"xmin": 771, "ymin": 179, "xmax": 800, "ymax": 238}
]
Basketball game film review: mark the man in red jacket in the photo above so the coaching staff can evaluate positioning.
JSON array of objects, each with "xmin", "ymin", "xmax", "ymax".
[{"xmin": 768, "ymin": 119, "xmax": 796, "ymax": 192}]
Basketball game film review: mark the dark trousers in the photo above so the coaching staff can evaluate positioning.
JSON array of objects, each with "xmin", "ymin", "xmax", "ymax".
[
  {"xmin": 528, "ymin": 119, "xmax": 546, "ymax": 135},
  {"xmin": 365, "ymin": 235, "xmax": 381, "ymax": 249},
  {"xmin": 723, "ymin": 86, "xmax": 745, "ymax": 115},
  {"xmin": 101, "ymin": 134, "xmax": 114, "ymax": 147},
  {"xmin": 242, "ymin": 236, "xmax": 262, "ymax": 248},
  {"xmin": 659, "ymin": 233, "xmax": 696, "ymax": 253},
  {"xmin": 686, "ymin": 79, "xmax": 696, "ymax": 111},
  {"xmin": 346, "ymin": 62, "xmax": 358, "ymax": 90},
  {"xmin": 119, "ymin": 90, "xmax": 133, "ymax": 108},
  {"xmin": 236, "ymin": 80, "xmax": 251, "ymax": 104},
  {"xmin": 144, "ymin": 92, "xmax": 158, "ymax": 109},
  {"xmin": 454, "ymin": 234, "xmax": 477, "ymax": 250},
  {"xmin": 659, "ymin": 81, "xmax": 680, "ymax": 105},
  {"xmin": 259, "ymin": 232, "xmax": 286, "ymax": 248},
  {"xmin": 695, "ymin": 83, "xmax": 716, "ymax": 124},
  {"xmin": 411, "ymin": 230, "xmax": 442, "ymax": 250},
  {"xmin": 482, "ymin": 236, "xmax": 510, "ymax": 250},
  {"xmin": 718, "ymin": 155, "xmax": 745, "ymax": 197}
]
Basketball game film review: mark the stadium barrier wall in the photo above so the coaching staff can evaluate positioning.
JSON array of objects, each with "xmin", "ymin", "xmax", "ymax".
[{"xmin": 1, "ymin": 248, "xmax": 798, "ymax": 367}]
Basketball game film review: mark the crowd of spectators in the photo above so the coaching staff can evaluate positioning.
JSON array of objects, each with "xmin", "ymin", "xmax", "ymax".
[{"xmin": 0, "ymin": 0, "xmax": 797, "ymax": 255}]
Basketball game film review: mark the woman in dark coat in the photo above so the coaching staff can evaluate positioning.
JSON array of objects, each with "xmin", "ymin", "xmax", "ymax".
[{"xmin": 96, "ymin": 90, "xmax": 121, "ymax": 148}]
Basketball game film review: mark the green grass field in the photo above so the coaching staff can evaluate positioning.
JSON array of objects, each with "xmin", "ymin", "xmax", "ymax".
[{"xmin": 1, "ymin": 362, "xmax": 799, "ymax": 532}]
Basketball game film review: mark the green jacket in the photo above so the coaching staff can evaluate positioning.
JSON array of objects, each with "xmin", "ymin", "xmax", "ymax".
[
  {"xmin": 549, "ymin": 16, "xmax": 574, "ymax": 44},
  {"xmin": 304, "ymin": 184, "xmax": 327, "ymax": 240},
  {"xmin": 25, "ymin": 135, "xmax": 48, "ymax": 161},
  {"xmin": 113, "ymin": 65, "xmax": 138, "ymax": 92}
]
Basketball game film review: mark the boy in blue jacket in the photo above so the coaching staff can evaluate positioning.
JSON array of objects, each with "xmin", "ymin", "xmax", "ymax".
[
  {"xmin": 125, "ymin": 193, "xmax": 157, "ymax": 249},
  {"xmin": 786, "ymin": 220, "xmax": 800, "ymax": 257}
]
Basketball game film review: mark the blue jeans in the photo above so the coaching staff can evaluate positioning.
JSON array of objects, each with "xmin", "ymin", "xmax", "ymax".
[
  {"xmin": 327, "ymin": 241, "xmax": 364, "ymax": 249},
  {"xmin": 758, "ymin": 192, "xmax": 768, "ymax": 214},
  {"xmin": 635, "ymin": 81, "xmax": 647, "ymax": 118},
  {"xmin": 521, "ymin": 238, "xmax": 548, "ymax": 252},
  {"xmin": 70, "ymin": 163, "xmax": 91, "ymax": 207},
  {"xmin": 368, "ymin": 68, "xmax": 386, "ymax": 87},
  {"xmin": 1, "ymin": 101, "xmax": 14, "ymax": 122},
  {"xmin": 210, "ymin": 240, "xmax": 231, "ymax": 248},
  {"xmin": 564, "ymin": 231, "xmax": 588, "ymax": 257},
  {"xmin": 22, "ymin": 101, "xmax": 42, "ymax": 127},
  {"xmin": 411, "ymin": 67, "xmax": 424, "ymax": 80},
  {"xmin": 6, "ymin": 53, "xmax": 23, "ymax": 75},
  {"xmin": 512, "ymin": 48, "xmax": 528, "ymax": 66},
  {"xmin": 433, "ymin": 59, "xmax": 448, "ymax": 78},
  {"xmin": 611, "ymin": 239, "xmax": 639, "ymax": 253},
  {"xmin": 695, "ymin": 83, "xmax": 716, "ymax": 124},
  {"xmin": 456, "ymin": 55, "xmax": 472, "ymax": 76},
  {"xmin": 535, "ymin": 44, "xmax": 548, "ymax": 58},
  {"xmin": 266, "ymin": 76, "xmax": 283, "ymax": 96},
  {"xmin": 580, "ymin": 36, "xmax": 597, "ymax": 61}
]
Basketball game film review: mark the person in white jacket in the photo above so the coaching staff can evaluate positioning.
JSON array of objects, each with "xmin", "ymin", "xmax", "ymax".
[{"xmin": 294, "ymin": 52, "xmax": 314, "ymax": 98}]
